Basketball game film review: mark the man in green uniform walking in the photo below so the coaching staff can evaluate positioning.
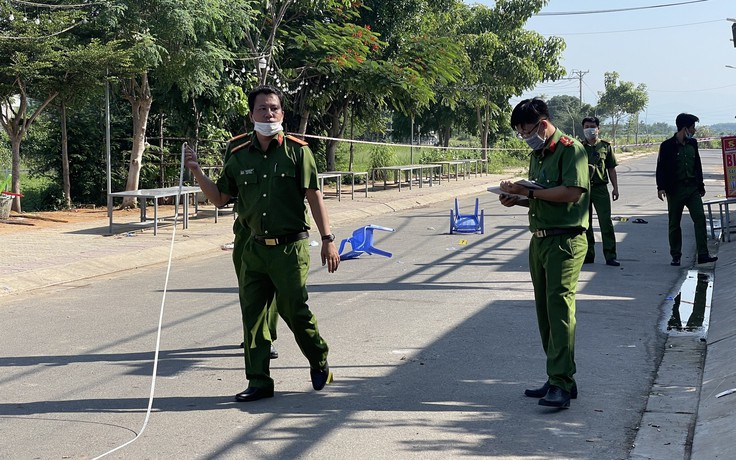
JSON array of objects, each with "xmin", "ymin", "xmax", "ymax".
[
  {"xmin": 499, "ymin": 98, "xmax": 589, "ymax": 409},
  {"xmin": 656, "ymin": 113, "xmax": 717, "ymax": 266},
  {"xmin": 581, "ymin": 116, "xmax": 620, "ymax": 266},
  {"xmin": 224, "ymin": 134, "xmax": 279, "ymax": 360},
  {"xmin": 185, "ymin": 86, "xmax": 339, "ymax": 402}
]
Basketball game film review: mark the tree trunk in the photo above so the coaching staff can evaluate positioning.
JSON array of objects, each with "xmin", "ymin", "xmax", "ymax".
[
  {"xmin": 0, "ymin": 83, "xmax": 58, "ymax": 212},
  {"xmin": 121, "ymin": 73, "xmax": 153, "ymax": 208},
  {"xmin": 297, "ymin": 110, "xmax": 309, "ymax": 135},
  {"xmin": 10, "ymin": 134, "xmax": 21, "ymax": 213},
  {"xmin": 326, "ymin": 110, "xmax": 342, "ymax": 171},
  {"xmin": 60, "ymin": 101, "xmax": 71, "ymax": 208},
  {"xmin": 348, "ymin": 108, "xmax": 354, "ymax": 171}
]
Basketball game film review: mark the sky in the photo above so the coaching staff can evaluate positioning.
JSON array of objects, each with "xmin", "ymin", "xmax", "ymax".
[{"xmin": 467, "ymin": 0, "xmax": 736, "ymax": 126}]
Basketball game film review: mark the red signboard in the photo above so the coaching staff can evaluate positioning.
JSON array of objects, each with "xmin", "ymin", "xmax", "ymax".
[{"xmin": 721, "ymin": 136, "xmax": 736, "ymax": 197}]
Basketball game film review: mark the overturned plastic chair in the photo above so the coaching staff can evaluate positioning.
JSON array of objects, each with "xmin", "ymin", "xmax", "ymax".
[
  {"xmin": 338, "ymin": 224, "xmax": 395, "ymax": 260},
  {"xmin": 450, "ymin": 197, "xmax": 484, "ymax": 234}
]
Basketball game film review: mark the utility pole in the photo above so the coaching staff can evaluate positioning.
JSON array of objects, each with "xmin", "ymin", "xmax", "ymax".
[
  {"xmin": 569, "ymin": 69, "xmax": 589, "ymax": 106},
  {"xmin": 557, "ymin": 69, "xmax": 589, "ymax": 136}
]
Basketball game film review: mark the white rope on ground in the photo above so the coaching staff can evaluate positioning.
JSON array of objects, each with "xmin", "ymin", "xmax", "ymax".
[{"xmin": 92, "ymin": 143, "xmax": 188, "ymax": 459}]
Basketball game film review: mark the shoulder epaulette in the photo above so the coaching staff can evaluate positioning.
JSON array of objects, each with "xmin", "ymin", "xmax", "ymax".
[
  {"xmin": 230, "ymin": 140, "xmax": 251, "ymax": 155},
  {"xmin": 227, "ymin": 132, "xmax": 249, "ymax": 143},
  {"xmin": 285, "ymin": 134, "xmax": 309, "ymax": 146},
  {"xmin": 559, "ymin": 136, "xmax": 574, "ymax": 147}
]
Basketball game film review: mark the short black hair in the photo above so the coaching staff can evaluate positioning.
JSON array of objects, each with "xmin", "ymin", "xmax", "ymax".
[
  {"xmin": 248, "ymin": 85, "xmax": 284, "ymax": 112},
  {"xmin": 510, "ymin": 98, "xmax": 549, "ymax": 130},
  {"xmin": 582, "ymin": 116, "xmax": 600, "ymax": 127},
  {"xmin": 675, "ymin": 113, "xmax": 699, "ymax": 131}
]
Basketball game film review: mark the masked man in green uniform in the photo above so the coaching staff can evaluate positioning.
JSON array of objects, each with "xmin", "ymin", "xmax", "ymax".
[
  {"xmin": 499, "ymin": 98, "xmax": 589, "ymax": 409},
  {"xmin": 656, "ymin": 113, "xmax": 717, "ymax": 266},
  {"xmin": 581, "ymin": 116, "xmax": 620, "ymax": 266},
  {"xmin": 185, "ymin": 86, "xmax": 340, "ymax": 402},
  {"xmin": 224, "ymin": 134, "xmax": 279, "ymax": 360}
]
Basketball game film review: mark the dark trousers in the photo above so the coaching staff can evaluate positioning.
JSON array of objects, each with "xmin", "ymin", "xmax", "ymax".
[{"xmin": 666, "ymin": 185, "xmax": 708, "ymax": 258}]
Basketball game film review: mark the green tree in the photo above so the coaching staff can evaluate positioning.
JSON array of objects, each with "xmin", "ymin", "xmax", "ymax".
[
  {"xmin": 98, "ymin": 0, "xmax": 252, "ymax": 206},
  {"xmin": 546, "ymin": 95, "xmax": 594, "ymax": 139},
  {"xmin": 453, "ymin": 0, "xmax": 565, "ymax": 155},
  {"xmin": 52, "ymin": 40, "xmax": 132, "ymax": 207},
  {"xmin": 0, "ymin": 2, "xmax": 90, "ymax": 212},
  {"xmin": 597, "ymin": 71, "xmax": 649, "ymax": 146}
]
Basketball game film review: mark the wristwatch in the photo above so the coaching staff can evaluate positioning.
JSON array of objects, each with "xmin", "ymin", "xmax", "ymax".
[
  {"xmin": 528, "ymin": 189, "xmax": 535, "ymax": 199},
  {"xmin": 321, "ymin": 233, "xmax": 336, "ymax": 242}
]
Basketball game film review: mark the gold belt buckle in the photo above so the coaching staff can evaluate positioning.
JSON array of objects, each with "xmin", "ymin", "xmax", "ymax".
[{"xmin": 264, "ymin": 238, "xmax": 278, "ymax": 246}]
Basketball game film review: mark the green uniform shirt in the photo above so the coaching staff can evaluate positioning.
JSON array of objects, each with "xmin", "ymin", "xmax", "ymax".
[
  {"xmin": 217, "ymin": 131, "xmax": 319, "ymax": 236},
  {"xmin": 527, "ymin": 129, "xmax": 590, "ymax": 231},
  {"xmin": 675, "ymin": 142, "xmax": 697, "ymax": 183},
  {"xmin": 583, "ymin": 139, "xmax": 617, "ymax": 186}
]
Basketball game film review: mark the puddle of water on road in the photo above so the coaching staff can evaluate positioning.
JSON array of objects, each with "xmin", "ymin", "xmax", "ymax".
[{"xmin": 663, "ymin": 269, "xmax": 713, "ymax": 340}]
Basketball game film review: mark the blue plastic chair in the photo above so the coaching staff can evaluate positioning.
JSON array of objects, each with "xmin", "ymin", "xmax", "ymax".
[
  {"xmin": 338, "ymin": 224, "xmax": 395, "ymax": 260},
  {"xmin": 450, "ymin": 198, "xmax": 484, "ymax": 234}
]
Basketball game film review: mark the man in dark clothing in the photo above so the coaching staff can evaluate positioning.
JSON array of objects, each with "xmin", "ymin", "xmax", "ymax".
[{"xmin": 655, "ymin": 113, "xmax": 717, "ymax": 266}]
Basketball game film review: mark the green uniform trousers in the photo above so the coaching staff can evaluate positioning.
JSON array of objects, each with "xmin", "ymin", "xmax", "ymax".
[
  {"xmin": 239, "ymin": 237, "xmax": 329, "ymax": 390},
  {"xmin": 586, "ymin": 184, "xmax": 617, "ymax": 261},
  {"xmin": 233, "ymin": 228, "xmax": 279, "ymax": 340},
  {"xmin": 666, "ymin": 185, "xmax": 708, "ymax": 258},
  {"xmin": 529, "ymin": 232, "xmax": 587, "ymax": 393}
]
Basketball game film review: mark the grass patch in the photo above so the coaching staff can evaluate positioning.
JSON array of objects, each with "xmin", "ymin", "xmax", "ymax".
[{"xmin": 15, "ymin": 172, "xmax": 64, "ymax": 212}]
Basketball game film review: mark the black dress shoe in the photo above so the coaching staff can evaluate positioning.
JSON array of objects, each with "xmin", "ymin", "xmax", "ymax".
[
  {"xmin": 670, "ymin": 257, "xmax": 681, "ymax": 266},
  {"xmin": 606, "ymin": 259, "xmax": 620, "ymax": 267},
  {"xmin": 583, "ymin": 256, "xmax": 595, "ymax": 264},
  {"xmin": 538, "ymin": 385, "xmax": 571, "ymax": 408},
  {"xmin": 235, "ymin": 387, "xmax": 274, "ymax": 402},
  {"xmin": 310, "ymin": 363, "xmax": 333, "ymax": 391},
  {"xmin": 697, "ymin": 254, "xmax": 718, "ymax": 264},
  {"xmin": 524, "ymin": 381, "xmax": 578, "ymax": 399}
]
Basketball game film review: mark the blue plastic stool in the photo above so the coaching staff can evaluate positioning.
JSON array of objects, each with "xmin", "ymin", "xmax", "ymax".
[
  {"xmin": 338, "ymin": 224, "xmax": 395, "ymax": 260},
  {"xmin": 450, "ymin": 198, "xmax": 484, "ymax": 234}
]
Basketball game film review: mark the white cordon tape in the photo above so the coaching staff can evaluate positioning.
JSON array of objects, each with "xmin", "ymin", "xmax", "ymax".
[
  {"xmin": 293, "ymin": 133, "xmax": 720, "ymax": 152},
  {"xmin": 615, "ymin": 137, "xmax": 719, "ymax": 149},
  {"xmin": 92, "ymin": 143, "xmax": 188, "ymax": 459}
]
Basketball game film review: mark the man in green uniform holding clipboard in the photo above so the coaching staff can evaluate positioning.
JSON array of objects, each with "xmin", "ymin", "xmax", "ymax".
[{"xmin": 499, "ymin": 98, "xmax": 589, "ymax": 409}]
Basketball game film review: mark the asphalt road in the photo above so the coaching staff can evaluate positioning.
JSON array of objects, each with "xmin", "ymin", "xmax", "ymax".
[{"xmin": 0, "ymin": 150, "xmax": 725, "ymax": 459}]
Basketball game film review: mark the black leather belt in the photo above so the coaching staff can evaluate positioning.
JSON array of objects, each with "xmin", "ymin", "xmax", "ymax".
[
  {"xmin": 532, "ymin": 228, "xmax": 584, "ymax": 238},
  {"xmin": 253, "ymin": 231, "xmax": 309, "ymax": 246}
]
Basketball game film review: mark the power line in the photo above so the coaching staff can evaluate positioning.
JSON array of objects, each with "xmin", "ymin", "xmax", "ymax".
[
  {"xmin": 543, "ymin": 19, "xmax": 721, "ymax": 36},
  {"xmin": 537, "ymin": 0, "xmax": 709, "ymax": 16}
]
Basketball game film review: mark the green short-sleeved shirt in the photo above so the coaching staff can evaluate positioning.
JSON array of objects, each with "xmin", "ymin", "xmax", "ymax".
[
  {"xmin": 527, "ymin": 129, "xmax": 590, "ymax": 231},
  {"xmin": 675, "ymin": 142, "xmax": 697, "ymax": 183},
  {"xmin": 216, "ymin": 132, "xmax": 319, "ymax": 236},
  {"xmin": 583, "ymin": 139, "xmax": 617, "ymax": 186}
]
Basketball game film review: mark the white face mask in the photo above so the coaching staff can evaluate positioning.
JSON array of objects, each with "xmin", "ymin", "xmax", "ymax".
[
  {"xmin": 583, "ymin": 127, "xmax": 598, "ymax": 140},
  {"xmin": 253, "ymin": 121, "xmax": 283, "ymax": 137}
]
